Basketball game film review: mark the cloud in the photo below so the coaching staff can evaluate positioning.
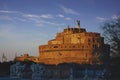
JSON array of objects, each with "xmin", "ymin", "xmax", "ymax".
[
  {"xmin": 40, "ymin": 14, "xmax": 53, "ymax": 19},
  {"xmin": 60, "ymin": 5, "xmax": 80, "ymax": 15},
  {"xmin": 57, "ymin": 14, "xmax": 64, "ymax": 18},
  {"xmin": 23, "ymin": 13, "xmax": 65, "ymax": 26},
  {"xmin": 0, "ymin": 10, "xmax": 18, "ymax": 13},
  {"xmin": 56, "ymin": 14, "xmax": 72, "ymax": 20},
  {"xmin": 112, "ymin": 15, "xmax": 120, "ymax": 20},
  {"xmin": 22, "ymin": 13, "xmax": 61, "ymax": 26},
  {"xmin": 0, "ymin": 10, "xmax": 23, "ymax": 14},
  {"xmin": 23, "ymin": 14, "xmax": 53, "ymax": 19},
  {"xmin": 35, "ymin": 20, "xmax": 64, "ymax": 27},
  {"xmin": 0, "ymin": 10, "xmax": 65, "ymax": 27},
  {"xmin": 96, "ymin": 16, "xmax": 107, "ymax": 21},
  {"xmin": 96, "ymin": 15, "xmax": 120, "ymax": 22},
  {"xmin": 65, "ymin": 17, "xmax": 71, "ymax": 20},
  {"xmin": 0, "ymin": 10, "xmax": 26, "ymax": 22},
  {"xmin": 23, "ymin": 14, "xmax": 39, "ymax": 18}
]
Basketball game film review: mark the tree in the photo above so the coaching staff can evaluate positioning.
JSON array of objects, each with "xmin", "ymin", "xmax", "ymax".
[{"xmin": 101, "ymin": 15, "xmax": 120, "ymax": 57}]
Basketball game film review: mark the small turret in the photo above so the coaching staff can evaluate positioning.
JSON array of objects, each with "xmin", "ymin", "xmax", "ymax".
[{"xmin": 77, "ymin": 20, "xmax": 80, "ymax": 29}]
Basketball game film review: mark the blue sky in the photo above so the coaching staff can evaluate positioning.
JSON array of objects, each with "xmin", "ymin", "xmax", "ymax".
[{"xmin": 0, "ymin": 0, "xmax": 120, "ymax": 61}]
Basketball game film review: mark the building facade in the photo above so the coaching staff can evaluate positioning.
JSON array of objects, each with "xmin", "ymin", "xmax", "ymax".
[{"xmin": 15, "ymin": 21, "xmax": 110, "ymax": 65}]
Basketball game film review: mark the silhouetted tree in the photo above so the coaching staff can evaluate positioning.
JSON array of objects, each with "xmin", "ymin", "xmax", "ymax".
[
  {"xmin": 101, "ymin": 15, "xmax": 120, "ymax": 79},
  {"xmin": 102, "ymin": 15, "xmax": 120, "ymax": 57}
]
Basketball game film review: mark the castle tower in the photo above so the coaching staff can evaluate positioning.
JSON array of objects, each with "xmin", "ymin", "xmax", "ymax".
[{"xmin": 15, "ymin": 20, "xmax": 110, "ymax": 65}]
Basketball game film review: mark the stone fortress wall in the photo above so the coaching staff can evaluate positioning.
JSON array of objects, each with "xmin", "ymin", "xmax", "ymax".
[
  {"xmin": 38, "ymin": 21, "xmax": 109, "ymax": 64},
  {"xmin": 15, "ymin": 20, "xmax": 110, "ymax": 65}
]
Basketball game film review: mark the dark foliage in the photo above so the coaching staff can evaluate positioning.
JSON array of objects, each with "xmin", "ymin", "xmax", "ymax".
[
  {"xmin": 0, "ymin": 61, "xmax": 15, "ymax": 77},
  {"xmin": 101, "ymin": 14, "xmax": 120, "ymax": 79},
  {"xmin": 101, "ymin": 15, "xmax": 120, "ymax": 57}
]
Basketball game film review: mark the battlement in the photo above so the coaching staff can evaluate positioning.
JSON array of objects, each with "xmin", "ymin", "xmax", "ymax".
[{"xmin": 64, "ymin": 28, "xmax": 86, "ymax": 34}]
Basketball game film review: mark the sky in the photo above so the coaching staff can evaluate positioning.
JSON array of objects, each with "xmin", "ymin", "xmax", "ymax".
[{"xmin": 0, "ymin": 0, "xmax": 120, "ymax": 61}]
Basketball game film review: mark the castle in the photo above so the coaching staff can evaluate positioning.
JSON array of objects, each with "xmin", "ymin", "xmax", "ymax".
[{"xmin": 15, "ymin": 21, "xmax": 110, "ymax": 65}]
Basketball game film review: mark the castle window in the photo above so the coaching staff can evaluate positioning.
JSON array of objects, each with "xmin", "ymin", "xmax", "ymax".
[
  {"xmin": 88, "ymin": 38, "xmax": 90, "ymax": 42},
  {"xmin": 93, "ymin": 45, "xmax": 94, "ymax": 48},
  {"xmin": 86, "ymin": 53, "xmax": 87, "ymax": 58},
  {"xmin": 95, "ymin": 45, "xmax": 97, "ymax": 48},
  {"xmin": 73, "ymin": 46, "xmax": 75, "ymax": 48},
  {"xmin": 96, "ymin": 38, "xmax": 99, "ymax": 43},
  {"xmin": 93, "ymin": 38, "xmax": 95, "ymax": 43},
  {"xmin": 82, "ymin": 46, "xmax": 84, "ymax": 49},
  {"xmin": 88, "ymin": 43, "xmax": 90, "ymax": 45},
  {"xmin": 97, "ymin": 44, "xmax": 100, "ymax": 47},
  {"xmin": 54, "ymin": 46, "xmax": 58, "ymax": 48},
  {"xmin": 93, "ymin": 44, "xmax": 97, "ymax": 48}
]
